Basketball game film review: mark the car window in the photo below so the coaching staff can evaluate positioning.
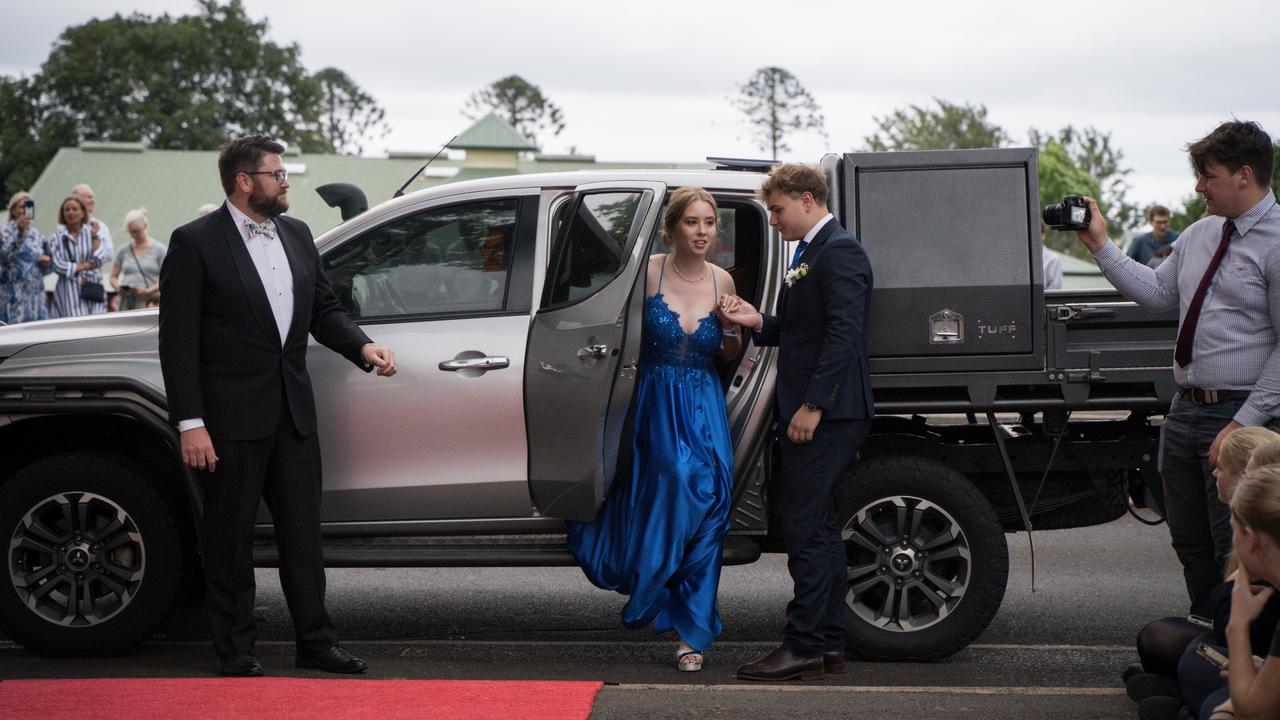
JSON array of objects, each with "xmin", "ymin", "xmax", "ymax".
[
  {"xmin": 324, "ymin": 198, "xmax": 520, "ymax": 320},
  {"xmin": 645, "ymin": 198, "xmax": 764, "ymax": 303},
  {"xmin": 648, "ymin": 204, "xmax": 740, "ymax": 268},
  {"xmin": 545, "ymin": 191, "xmax": 644, "ymax": 307}
]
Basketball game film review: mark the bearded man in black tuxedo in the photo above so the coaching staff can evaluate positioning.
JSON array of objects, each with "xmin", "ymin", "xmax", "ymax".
[{"xmin": 159, "ymin": 135, "xmax": 397, "ymax": 677}]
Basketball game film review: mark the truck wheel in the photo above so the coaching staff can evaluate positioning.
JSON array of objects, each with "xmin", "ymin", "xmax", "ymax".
[
  {"xmin": 840, "ymin": 455, "xmax": 1008, "ymax": 661},
  {"xmin": 0, "ymin": 454, "xmax": 184, "ymax": 656}
]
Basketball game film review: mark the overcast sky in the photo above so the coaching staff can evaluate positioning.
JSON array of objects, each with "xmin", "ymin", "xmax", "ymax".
[{"xmin": 5, "ymin": 0, "xmax": 1279, "ymax": 211}]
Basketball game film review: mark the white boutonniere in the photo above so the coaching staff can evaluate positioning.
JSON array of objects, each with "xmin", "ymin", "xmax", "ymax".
[{"xmin": 784, "ymin": 263, "xmax": 809, "ymax": 287}]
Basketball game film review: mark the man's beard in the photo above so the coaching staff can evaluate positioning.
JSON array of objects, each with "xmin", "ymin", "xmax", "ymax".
[{"xmin": 248, "ymin": 188, "xmax": 288, "ymax": 217}]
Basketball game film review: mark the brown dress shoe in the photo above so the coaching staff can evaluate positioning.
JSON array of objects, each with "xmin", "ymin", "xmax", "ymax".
[
  {"xmin": 736, "ymin": 647, "xmax": 825, "ymax": 681},
  {"xmin": 822, "ymin": 650, "xmax": 846, "ymax": 675}
]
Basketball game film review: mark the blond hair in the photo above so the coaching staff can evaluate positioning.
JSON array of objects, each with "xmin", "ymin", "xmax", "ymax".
[
  {"xmin": 1250, "ymin": 440, "xmax": 1280, "ymax": 469},
  {"xmin": 1220, "ymin": 426, "xmax": 1280, "ymax": 474},
  {"xmin": 123, "ymin": 208, "xmax": 150, "ymax": 231},
  {"xmin": 1231, "ymin": 464, "xmax": 1280, "ymax": 542},
  {"xmin": 758, "ymin": 162, "xmax": 829, "ymax": 206},
  {"xmin": 660, "ymin": 186, "xmax": 718, "ymax": 247},
  {"xmin": 7, "ymin": 191, "xmax": 31, "ymax": 217}
]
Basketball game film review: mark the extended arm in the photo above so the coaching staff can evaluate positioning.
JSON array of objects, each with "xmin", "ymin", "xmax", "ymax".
[{"xmin": 1077, "ymin": 197, "xmax": 1180, "ymax": 312}]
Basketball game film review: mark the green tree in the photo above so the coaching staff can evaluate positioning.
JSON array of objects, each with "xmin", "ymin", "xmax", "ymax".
[
  {"xmin": 314, "ymin": 67, "xmax": 388, "ymax": 155},
  {"xmin": 731, "ymin": 66, "xmax": 826, "ymax": 160},
  {"xmin": 37, "ymin": 1, "xmax": 329, "ymax": 151},
  {"xmin": 0, "ymin": 76, "xmax": 77, "ymax": 196},
  {"xmin": 1037, "ymin": 141, "xmax": 1102, "ymax": 259},
  {"xmin": 1029, "ymin": 125, "xmax": 1137, "ymax": 239},
  {"xmin": 464, "ymin": 75, "xmax": 564, "ymax": 146},
  {"xmin": 0, "ymin": 1, "xmax": 388, "ymax": 193},
  {"xmin": 863, "ymin": 98, "xmax": 1008, "ymax": 151}
]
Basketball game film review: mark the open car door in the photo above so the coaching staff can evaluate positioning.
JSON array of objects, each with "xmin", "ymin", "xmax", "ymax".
[{"xmin": 525, "ymin": 181, "xmax": 667, "ymax": 520}]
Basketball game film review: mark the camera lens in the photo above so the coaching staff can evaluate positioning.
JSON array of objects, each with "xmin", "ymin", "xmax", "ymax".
[{"xmin": 1042, "ymin": 203, "xmax": 1065, "ymax": 227}]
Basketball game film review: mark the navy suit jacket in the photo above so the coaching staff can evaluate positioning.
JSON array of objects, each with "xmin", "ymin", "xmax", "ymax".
[
  {"xmin": 158, "ymin": 205, "xmax": 371, "ymax": 440},
  {"xmin": 755, "ymin": 217, "xmax": 874, "ymax": 423}
]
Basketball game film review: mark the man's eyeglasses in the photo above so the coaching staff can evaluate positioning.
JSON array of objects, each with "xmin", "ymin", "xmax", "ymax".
[{"xmin": 243, "ymin": 169, "xmax": 288, "ymax": 183}]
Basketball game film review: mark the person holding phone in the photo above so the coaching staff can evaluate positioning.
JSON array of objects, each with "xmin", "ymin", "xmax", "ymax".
[
  {"xmin": 1218, "ymin": 465, "xmax": 1280, "ymax": 719},
  {"xmin": 1, "ymin": 191, "xmax": 52, "ymax": 324}
]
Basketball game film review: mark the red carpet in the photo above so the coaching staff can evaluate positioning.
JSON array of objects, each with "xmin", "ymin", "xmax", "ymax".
[{"xmin": 0, "ymin": 678, "xmax": 602, "ymax": 719}]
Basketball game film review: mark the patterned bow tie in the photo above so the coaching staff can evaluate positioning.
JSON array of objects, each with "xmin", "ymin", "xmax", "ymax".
[{"xmin": 244, "ymin": 219, "xmax": 277, "ymax": 239}]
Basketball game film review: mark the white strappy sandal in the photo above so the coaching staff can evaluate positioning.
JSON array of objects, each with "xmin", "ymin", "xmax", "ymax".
[{"xmin": 677, "ymin": 649, "xmax": 704, "ymax": 672}]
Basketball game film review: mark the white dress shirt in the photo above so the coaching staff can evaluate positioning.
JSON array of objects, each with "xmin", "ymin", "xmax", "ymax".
[{"xmin": 226, "ymin": 201, "xmax": 295, "ymax": 343}]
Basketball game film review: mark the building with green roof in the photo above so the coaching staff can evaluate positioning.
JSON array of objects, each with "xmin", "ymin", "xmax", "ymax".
[{"xmin": 24, "ymin": 113, "xmax": 703, "ymax": 251}]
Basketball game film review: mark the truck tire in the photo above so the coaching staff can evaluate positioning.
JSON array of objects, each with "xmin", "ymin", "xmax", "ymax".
[
  {"xmin": 840, "ymin": 455, "xmax": 1008, "ymax": 661},
  {"xmin": 0, "ymin": 453, "xmax": 183, "ymax": 656}
]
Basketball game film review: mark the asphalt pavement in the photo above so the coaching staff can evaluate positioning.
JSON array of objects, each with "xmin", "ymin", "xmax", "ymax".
[{"xmin": 0, "ymin": 515, "xmax": 1184, "ymax": 719}]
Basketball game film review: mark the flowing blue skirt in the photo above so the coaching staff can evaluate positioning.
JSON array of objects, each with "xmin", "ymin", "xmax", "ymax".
[{"xmin": 566, "ymin": 362, "xmax": 733, "ymax": 652}]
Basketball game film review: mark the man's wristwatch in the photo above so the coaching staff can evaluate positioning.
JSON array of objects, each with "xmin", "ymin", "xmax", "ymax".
[{"xmin": 803, "ymin": 402, "xmax": 820, "ymax": 412}]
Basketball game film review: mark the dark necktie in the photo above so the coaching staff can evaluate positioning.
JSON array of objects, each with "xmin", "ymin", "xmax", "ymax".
[
  {"xmin": 790, "ymin": 240, "xmax": 809, "ymax": 269},
  {"xmin": 1174, "ymin": 220, "xmax": 1235, "ymax": 368}
]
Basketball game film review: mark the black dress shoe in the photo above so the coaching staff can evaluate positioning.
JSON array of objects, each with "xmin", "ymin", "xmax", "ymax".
[
  {"xmin": 822, "ymin": 650, "xmax": 846, "ymax": 675},
  {"xmin": 1126, "ymin": 672, "xmax": 1181, "ymax": 703},
  {"xmin": 296, "ymin": 646, "xmax": 368, "ymax": 674},
  {"xmin": 737, "ymin": 647, "xmax": 824, "ymax": 681},
  {"xmin": 220, "ymin": 653, "xmax": 264, "ymax": 677}
]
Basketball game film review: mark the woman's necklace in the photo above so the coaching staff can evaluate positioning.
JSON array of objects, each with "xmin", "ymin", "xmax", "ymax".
[{"xmin": 670, "ymin": 258, "xmax": 708, "ymax": 283}]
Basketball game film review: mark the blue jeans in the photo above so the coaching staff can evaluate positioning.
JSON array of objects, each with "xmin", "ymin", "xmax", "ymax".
[{"xmin": 1158, "ymin": 395, "xmax": 1239, "ymax": 616}]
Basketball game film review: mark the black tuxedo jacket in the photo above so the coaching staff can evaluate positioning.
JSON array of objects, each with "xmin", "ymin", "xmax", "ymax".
[
  {"xmin": 755, "ymin": 218, "xmax": 874, "ymax": 423},
  {"xmin": 158, "ymin": 206, "xmax": 371, "ymax": 440}
]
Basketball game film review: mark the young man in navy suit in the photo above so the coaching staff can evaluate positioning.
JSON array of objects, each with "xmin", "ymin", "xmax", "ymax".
[
  {"xmin": 719, "ymin": 163, "xmax": 874, "ymax": 680},
  {"xmin": 159, "ymin": 135, "xmax": 397, "ymax": 677}
]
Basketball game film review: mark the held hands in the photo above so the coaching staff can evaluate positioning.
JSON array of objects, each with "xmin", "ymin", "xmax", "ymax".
[
  {"xmin": 361, "ymin": 343, "xmax": 397, "ymax": 377},
  {"xmin": 180, "ymin": 427, "xmax": 218, "ymax": 472},
  {"xmin": 717, "ymin": 294, "xmax": 763, "ymax": 332},
  {"xmin": 1072, "ymin": 196, "xmax": 1111, "ymax": 254}
]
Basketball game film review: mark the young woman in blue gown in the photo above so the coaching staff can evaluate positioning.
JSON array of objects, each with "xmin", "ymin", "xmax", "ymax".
[{"xmin": 567, "ymin": 187, "xmax": 741, "ymax": 672}]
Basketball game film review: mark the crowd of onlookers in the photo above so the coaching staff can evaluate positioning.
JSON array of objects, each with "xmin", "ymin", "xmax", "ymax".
[
  {"xmin": 1126, "ymin": 424, "xmax": 1280, "ymax": 720},
  {"xmin": 0, "ymin": 184, "xmax": 219, "ymax": 325}
]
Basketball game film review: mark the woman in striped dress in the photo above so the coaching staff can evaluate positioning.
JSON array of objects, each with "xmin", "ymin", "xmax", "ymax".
[{"xmin": 49, "ymin": 195, "xmax": 112, "ymax": 317}]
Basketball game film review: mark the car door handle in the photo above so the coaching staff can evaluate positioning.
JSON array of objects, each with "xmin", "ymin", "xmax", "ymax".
[
  {"xmin": 438, "ymin": 356, "xmax": 510, "ymax": 371},
  {"xmin": 578, "ymin": 343, "xmax": 608, "ymax": 360}
]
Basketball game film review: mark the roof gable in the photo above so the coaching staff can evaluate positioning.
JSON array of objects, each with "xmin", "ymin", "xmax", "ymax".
[{"xmin": 450, "ymin": 113, "xmax": 538, "ymax": 151}]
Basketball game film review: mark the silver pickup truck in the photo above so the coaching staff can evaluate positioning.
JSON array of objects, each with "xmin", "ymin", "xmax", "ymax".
[{"xmin": 0, "ymin": 149, "xmax": 1177, "ymax": 661}]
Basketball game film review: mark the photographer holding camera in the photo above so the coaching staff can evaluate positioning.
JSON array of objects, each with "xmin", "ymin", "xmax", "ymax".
[
  {"xmin": 1072, "ymin": 120, "xmax": 1280, "ymax": 622},
  {"xmin": 1, "ymin": 191, "xmax": 52, "ymax": 324}
]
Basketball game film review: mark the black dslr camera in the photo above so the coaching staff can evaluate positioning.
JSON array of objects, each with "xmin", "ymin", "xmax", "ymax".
[{"xmin": 1042, "ymin": 195, "xmax": 1091, "ymax": 231}]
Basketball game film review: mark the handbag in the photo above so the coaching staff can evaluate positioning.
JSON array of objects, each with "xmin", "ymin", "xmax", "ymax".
[
  {"xmin": 80, "ymin": 281, "xmax": 106, "ymax": 303},
  {"xmin": 62, "ymin": 233, "xmax": 106, "ymax": 304},
  {"xmin": 128, "ymin": 247, "xmax": 158, "ymax": 305}
]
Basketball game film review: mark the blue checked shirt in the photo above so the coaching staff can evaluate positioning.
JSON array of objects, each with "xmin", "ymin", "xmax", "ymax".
[{"xmin": 1092, "ymin": 191, "xmax": 1280, "ymax": 427}]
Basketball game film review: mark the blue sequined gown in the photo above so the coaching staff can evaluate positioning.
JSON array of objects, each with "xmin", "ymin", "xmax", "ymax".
[{"xmin": 566, "ymin": 260, "xmax": 733, "ymax": 652}]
